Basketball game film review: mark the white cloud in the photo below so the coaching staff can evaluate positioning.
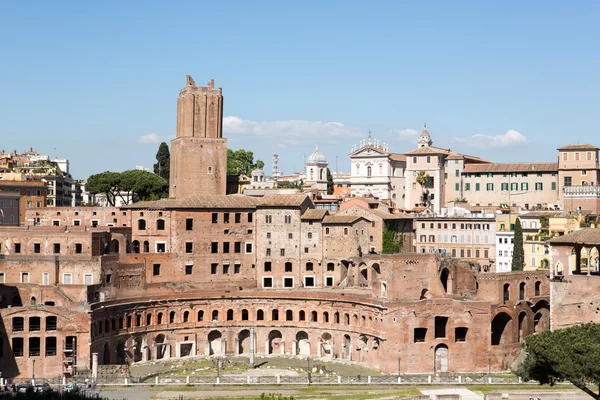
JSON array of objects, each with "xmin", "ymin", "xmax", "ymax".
[
  {"xmin": 137, "ymin": 133, "xmax": 162, "ymax": 144},
  {"xmin": 391, "ymin": 128, "xmax": 420, "ymax": 141},
  {"xmin": 453, "ymin": 129, "xmax": 529, "ymax": 149},
  {"xmin": 223, "ymin": 116, "xmax": 364, "ymax": 147}
]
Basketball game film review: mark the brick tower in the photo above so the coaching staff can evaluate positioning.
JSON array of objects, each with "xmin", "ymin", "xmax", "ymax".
[{"xmin": 169, "ymin": 76, "xmax": 227, "ymax": 198}]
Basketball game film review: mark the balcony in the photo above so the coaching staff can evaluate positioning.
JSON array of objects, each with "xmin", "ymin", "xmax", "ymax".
[{"xmin": 563, "ymin": 185, "xmax": 600, "ymax": 198}]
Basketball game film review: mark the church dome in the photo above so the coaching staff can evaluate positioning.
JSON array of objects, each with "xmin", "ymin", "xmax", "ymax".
[{"xmin": 307, "ymin": 146, "xmax": 328, "ymax": 164}]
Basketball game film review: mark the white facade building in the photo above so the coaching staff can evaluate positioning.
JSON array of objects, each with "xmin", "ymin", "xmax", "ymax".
[
  {"xmin": 305, "ymin": 146, "xmax": 328, "ymax": 193},
  {"xmin": 496, "ymin": 231, "xmax": 515, "ymax": 273}
]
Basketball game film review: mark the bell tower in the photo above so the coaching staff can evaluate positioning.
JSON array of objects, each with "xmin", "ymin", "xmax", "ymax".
[{"xmin": 169, "ymin": 76, "xmax": 227, "ymax": 198}]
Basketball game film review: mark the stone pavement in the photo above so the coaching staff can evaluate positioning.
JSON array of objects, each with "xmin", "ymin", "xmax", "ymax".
[{"xmin": 420, "ymin": 387, "xmax": 483, "ymax": 400}]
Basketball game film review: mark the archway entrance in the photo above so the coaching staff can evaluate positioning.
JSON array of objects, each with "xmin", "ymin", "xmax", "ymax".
[
  {"xmin": 238, "ymin": 330, "xmax": 250, "ymax": 355},
  {"xmin": 434, "ymin": 344, "xmax": 448, "ymax": 372},
  {"xmin": 268, "ymin": 330, "xmax": 283, "ymax": 354},
  {"xmin": 208, "ymin": 330, "xmax": 223, "ymax": 356},
  {"xmin": 296, "ymin": 331, "xmax": 310, "ymax": 356},
  {"xmin": 103, "ymin": 343, "xmax": 110, "ymax": 365},
  {"xmin": 155, "ymin": 334, "xmax": 168, "ymax": 360}
]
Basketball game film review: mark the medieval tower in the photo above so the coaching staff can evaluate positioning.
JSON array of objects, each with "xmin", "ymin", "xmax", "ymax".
[{"xmin": 169, "ymin": 75, "xmax": 227, "ymax": 198}]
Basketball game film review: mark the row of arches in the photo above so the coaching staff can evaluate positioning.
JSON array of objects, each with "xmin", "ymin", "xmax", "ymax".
[
  {"xmin": 101, "ymin": 329, "xmax": 382, "ymax": 365},
  {"xmin": 94, "ymin": 306, "xmax": 382, "ymax": 338},
  {"xmin": 491, "ymin": 300, "xmax": 549, "ymax": 346}
]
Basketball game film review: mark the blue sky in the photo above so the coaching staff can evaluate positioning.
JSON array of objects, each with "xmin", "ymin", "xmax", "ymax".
[{"xmin": 1, "ymin": 1, "xmax": 599, "ymax": 179}]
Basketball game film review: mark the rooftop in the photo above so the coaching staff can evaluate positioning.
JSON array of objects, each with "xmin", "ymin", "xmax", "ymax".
[
  {"xmin": 463, "ymin": 162, "xmax": 558, "ymax": 174},
  {"xmin": 557, "ymin": 144, "xmax": 600, "ymax": 151},
  {"xmin": 122, "ymin": 194, "xmax": 260, "ymax": 210},
  {"xmin": 547, "ymin": 228, "xmax": 600, "ymax": 246}
]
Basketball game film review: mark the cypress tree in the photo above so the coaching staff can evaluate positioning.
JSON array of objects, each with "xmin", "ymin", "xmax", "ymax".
[
  {"xmin": 153, "ymin": 142, "xmax": 170, "ymax": 183},
  {"xmin": 512, "ymin": 217, "xmax": 524, "ymax": 271},
  {"xmin": 326, "ymin": 168, "xmax": 334, "ymax": 195}
]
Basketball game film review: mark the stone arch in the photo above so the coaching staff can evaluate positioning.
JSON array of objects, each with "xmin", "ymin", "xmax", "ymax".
[
  {"xmin": 532, "ymin": 299, "xmax": 550, "ymax": 332},
  {"xmin": 296, "ymin": 331, "xmax": 310, "ymax": 356},
  {"xmin": 299, "ymin": 310, "xmax": 306, "ymax": 321},
  {"xmin": 30, "ymin": 296, "xmax": 36, "ymax": 305},
  {"xmin": 334, "ymin": 312, "xmax": 340, "ymax": 324},
  {"xmin": 208, "ymin": 330, "xmax": 223, "ymax": 356},
  {"xmin": 155, "ymin": 334, "xmax": 168, "ymax": 359},
  {"xmin": 491, "ymin": 312, "xmax": 513, "ymax": 346},
  {"xmin": 342, "ymin": 334, "xmax": 351, "ymax": 360},
  {"xmin": 111, "ymin": 239, "xmax": 120, "ymax": 254},
  {"xmin": 358, "ymin": 334, "xmax": 368, "ymax": 362},
  {"xmin": 237, "ymin": 329, "xmax": 250, "ymax": 355},
  {"xmin": 420, "ymin": 288, "xmax": 432, "ymax": 299},
  {"xmin": 440, "ymin": 268, "xmax": 451, "ymax": 294},
  {"xmin": 434, "ymin": 344, "xmax": 448, "ymax": 372},
  {"xmin": 197, "ymin": 310, "xmax": 204, "ymax": 321},
  {"xmin": 103, "ymin": 342, "xmax": 110, "ymax": 364},
  {"xmin": 320, "ymin": 332, "xmax": 333, "ymax": 358},
  {"xmin": 117, "ymin": 340, "xmax": 126, "ymax": 364},
  {"xmin": 555, "ymin": 261, "xmax": 564, "ymax": 275},
  {"xmin": 212, "ymin": 310, "xmax": 219, "ymax": 321},
  {"xmin": 257, "ymin": 309, "xmax": 264, "ymax": 320},
  {"xmin": 267, "ymin": 330, "xmax": 283, "ymax": 354},
  {"xmin": 518, "ymin": 311, "xmax": 527, "ymax": 342},
  {"xmin": 132, "ymin": 240, "xmax": 140, "ymax": 253}
]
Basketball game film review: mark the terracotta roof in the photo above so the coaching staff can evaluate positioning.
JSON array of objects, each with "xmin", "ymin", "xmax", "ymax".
[
  {"xmin": 322, "ymin": 215, "xmax": 364, "ymax": 224},
  {"xmin": 257, "ymin": 194, "xmax": 311, "ymax": 207},
  {"xmin": 547, "ymin": 228, "xmax": 600, "ymax": 245},
  {"xmin": 463, "ymin": 162, "xmax": 558, "ymax": 174},
  {"xmin": 390, "ymin": 153, "xmax": 406, "ymax": 162},
  {"xmin": 122, "ymin": 194, "xmax": 260, "ymax": 210},
  {"xmin": 520, "ymin": 211, "xmax": 563, "ymax": 218},
  {"xmin": 301, "ymin": 209, "xmax": 328, "ymax": 220},
  {"xmin": 371, "ymin": 209, "xmax": 414, "ymax": 220},
  {"xmin": 405, "ymin": 146, "xmax": 452, "ymax": 156},
  {"xmin": 557, "ymin": 144, "xmax": 600, "ymax": 151}
]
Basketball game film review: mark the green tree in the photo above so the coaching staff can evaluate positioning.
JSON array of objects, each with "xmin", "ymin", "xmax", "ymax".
[
  {"xmin": 382, "ymin": 228, "xmax": 403, "ymax": 254},
  {"xmin": 416, "ymin": 171, "xmax": 431, "ymax": 206},
  {"xmin": 512, "ymin": 217, "xmax": 524, "ymax": 271},
  {"xmin": 86, "ymin": 170, "xmax": 167, "ymax": 205},
  {"xmin": 85, "ymin": 171, "xmax": 123, "ymax": 207},
  {"xmin": 517, "ymin": 323, "xmax": 600, "ymax": 399},
  {"xmin": 153, "ymin": 142, "xmax": 170, "ymax": 183},
  {"xmin": 227, "ymin": 149, "xmax": 264, "ymax": 176},
  {"xmin": 326, "ymin": 168, "xmax": 334, "ymax": 195}
]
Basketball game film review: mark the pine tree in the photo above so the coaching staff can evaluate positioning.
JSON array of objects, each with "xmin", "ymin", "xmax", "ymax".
[
  {"xmin": 512, "ymin": 217, "xmax": 524, "ymax": 271},
  {"xmin": 153, "ymin": 142, "xmax": 170, "ymax": 184}
]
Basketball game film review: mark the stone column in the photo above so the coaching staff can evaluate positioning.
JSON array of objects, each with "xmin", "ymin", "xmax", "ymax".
[
  {"xmin": 249, "ymin": 327, "xmax": 255, "ymax": 367},
  {"xmin": 92, "ymin": 353, "xmax": 98, "ymax": 382},
  {"xmin": 317, "ymin": 341, "xmax": 322, "ymax": 357},
  {"xmin": 292, "ymin": 341, "xmax": 297, "ymax": 356},
  {"xmin": 280, "ymin": 340, "xmax": 285, "ymax": 355}
]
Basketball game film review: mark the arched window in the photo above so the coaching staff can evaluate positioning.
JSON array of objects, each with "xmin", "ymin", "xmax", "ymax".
[
  {"xmin": 169, "ymin": 311, "xmax": 176, "ymax": 324},
  {"xmin": 138, "ymin": 219, "xmax": 146, "ymax": 230},
  {"xmin": 242, "ymin": 309, "xmax": 249, "ymax": 321},
  {"xmin": 299, "ymin": 310, "xmax": 306, "ymax": 321},
  {"xmin": 535, "ymin": 281, "xmax": 541, "ymax": 296},
  {"xmin": 135, "ymin": 314, "xmax": 141, "ymax": 327},
  {"xmin": 531, "ymin": 221, "xmax": 537, "ymax": 229},
  {"xmin": 143, "ymin": 241, "xmax": 149, "ymax": 253},
  {"xmin": 198, "ymin": 310, "xmax": 204, "ymax": 321},
  {"xmin": 227, "ymin": 309, "xmax": 234, "ymax": 321},
  {"xmin": 311, "ymin": 311, "xmax": 318, "ymax": 322},
  {"xmin": 308, "ymin": 232, "xmax": 312, "ymax": 239},
  {"xmin": 286, "ymin": 310, "xmax": 293, "ymax": 321},
  {"xmin": 522, "ymin": 221, "xmax": 528, "ymax": 229},
  {"xmin": 325, "ymin": 228, "xmax": 330, "ymax": 234},
  {"xmin": 429, "ymin": 235, "xmax": 435, "ymax": 243},
  {"xmin": 30, "ymin": 296, "xmax": 36, "ymax": 305},
  {"xmin": 320, "ymin": 169, "xmax": 324, "ymax": 180},
  {"xmin": 257, "ymin": 309, "xmax": 264, "ymax": 321},
  {"xmin": 157, "ymin": 312, "xmax": 163, "ymax": 324},
  {"xmin": 519, "ymin": 282, "xmax": 526, "ymax": 300},
  {"xmin": 323, "ymin": 312, "xmax": 329, "ymax": 323},
  {"xmin": 345, "ymin": 313, "xmax": 350, "ymax": 325},
  {"xmin": 451, "ymin": 235, "xmax": 457, "ymax": 243},
  {"xmin": 503, "ymin": 284, "xmax": 510, "ymax": 302},
  {"xmin": 212, "ymin": 310, "xmax": 219, "ymax": 321},
  {"xmin": 272, "ymin": 309, "xmax": 279, "ymax": 321},
  {"xmin": 284, "ymin": 214, "xmax": 291, "ymax": 224},
  {"xmin": 183, "ymin": 311, "xmax": 189, "ymax": 322},
  {"xmin": 344, "ymin": 228, "xmax": 348, "ymax": 235},
  {"xmin": 157, "ymin": 219, "xmax": 165, "ymax": 230},
  {"xmin": 367, "ymin": 166, "xmax": 372, "ymax": 177},
  {"xmin": 334, "ymin": 312, "xmax": 340, "ymax": 324},
  {"xmin": 146, "ymin": 314, "xmax": 152, "ymax": 325},
  {"xmin": 310, "ymin": 168, "xmax": 314, "ymax": 180},
  {"xmin": 265, "ymin": 214, "xmax": 272, "ymax": 224},
  {"xmin": 132, "ymin": 240, "xmax": 140, "ymax": 253}
]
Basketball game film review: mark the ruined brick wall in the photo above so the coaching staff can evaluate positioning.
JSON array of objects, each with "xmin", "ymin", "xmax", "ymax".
[{"xmin": 25, "ymin": 207, "xmax": 129, "ymax": 228}]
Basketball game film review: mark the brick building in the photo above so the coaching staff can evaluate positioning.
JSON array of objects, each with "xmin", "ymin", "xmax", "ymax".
[{"xmin": 0, "ymin": 76, "xmax": 553, "ymax": 379}]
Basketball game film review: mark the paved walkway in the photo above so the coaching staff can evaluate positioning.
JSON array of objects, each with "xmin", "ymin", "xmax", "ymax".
[{"xmin": 420, "ymin": 387, "xmax": 484, "ymax": 400}]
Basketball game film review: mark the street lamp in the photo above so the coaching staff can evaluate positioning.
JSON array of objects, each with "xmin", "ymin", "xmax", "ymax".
[{"xmin": 306, "ymin": 357, "xmax": 311, "ymax": 384}]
